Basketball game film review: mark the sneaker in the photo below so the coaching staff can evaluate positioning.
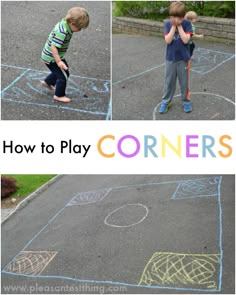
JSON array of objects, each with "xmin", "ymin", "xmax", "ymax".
[
  {"xmin": 183, "ymin": 103, "xmax": 192, "ymax": 113},
  {"xmin": 159, "ymin": 101, "xmax": 172, "ymax": 114}
]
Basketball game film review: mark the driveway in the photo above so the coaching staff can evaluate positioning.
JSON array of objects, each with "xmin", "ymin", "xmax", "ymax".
[
  {"xmin": 112, "ymin": 34, "xmax": 235, "ymax": 120},
  {"xmin": 1, "ymin": 175, "xmax": 234, "ymax": 293}
]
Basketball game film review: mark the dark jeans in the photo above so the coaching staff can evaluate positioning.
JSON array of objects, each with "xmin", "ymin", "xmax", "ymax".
[
  {"xmin": 44, "ymin": 59, "xmax": 70, "ymax": 97},
  {"xmin": 190, "ymin": 42, "xmax": 195, "ymax": 57}
]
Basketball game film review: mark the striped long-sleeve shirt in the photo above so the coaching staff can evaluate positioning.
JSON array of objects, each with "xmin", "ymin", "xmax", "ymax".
[{"xmin": 41, "ymin": 18, "xmax": 73, "ymax": 64}]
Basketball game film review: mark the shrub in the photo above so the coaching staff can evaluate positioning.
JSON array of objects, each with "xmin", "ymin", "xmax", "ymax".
[
  {"xmin": 1, "ymin": 176, "xmax": 18, "ymax": 199},
  {"xmin": 200, "ymin": 1, "xmax": 235, "ymax": 18},
  {"xmin": 113, "ymin": 1, "xmax": 169, "ymax": 21},
  {"xmin": 113, "ymin": 1, "xmax": 235, "ymax": 20}
]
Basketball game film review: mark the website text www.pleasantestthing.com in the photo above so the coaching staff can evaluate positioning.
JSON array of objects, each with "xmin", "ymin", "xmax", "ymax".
[{"xmin": 2, "ymin": 282, "xmax": 128, "ymax": 294}]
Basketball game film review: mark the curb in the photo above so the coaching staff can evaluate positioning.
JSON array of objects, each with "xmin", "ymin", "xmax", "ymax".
[{"xmin": 1, "ymin": 174, "xmax": 63, "ymax": 224}]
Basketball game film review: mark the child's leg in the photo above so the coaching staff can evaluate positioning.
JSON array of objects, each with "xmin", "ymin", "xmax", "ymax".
[
  {"xmin": 162, "ymin": 61, "xmax": 177, "ymax": 104},
  {"xmin": 177, "ymin": 61, "xmax": 190, "ymax": 103},
  {"xmin": 177, "ymin": 61, "xmax": 192, "ymax": 112},
  {"xmin": 190, "ymin": 43, "xmax": 195, "ymax": 57},
  {"xmin": 54, "ymin": 63, "xmax": 70, "ymax": 97},
  {"xmin": 41, "ymin": 80, "xmax": 55, "ymax": 91},
  {"xmin": 44, "ymin": 72, "xmax": 57, "ymax": 90},
  {"xmin": 45, "ymin": 60, "xmax": 71, "ymax": 102}
]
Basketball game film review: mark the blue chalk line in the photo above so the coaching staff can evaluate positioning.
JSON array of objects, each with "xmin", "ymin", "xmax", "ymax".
[{"xmin": 2, "ymin": 176, "xmax": 223, "ymax": 291}]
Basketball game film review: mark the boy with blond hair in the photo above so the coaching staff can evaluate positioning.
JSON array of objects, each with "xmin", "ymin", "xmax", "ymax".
[
  {"xmin": 41, "ymin": 7, "xmax": 89, "ymax": 103},
  {"xmin": 185, "ymin": 11, "xmax": 204, "ymax": 57},
  {"xmin": 159, "ymin": 1, "xmax": 193, "ymax": 114}
]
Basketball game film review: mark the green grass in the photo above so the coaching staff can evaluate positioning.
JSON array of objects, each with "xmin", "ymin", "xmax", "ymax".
[{"xmin": 3, "ymin": 175, "xmax": 56, "ymax": 199}]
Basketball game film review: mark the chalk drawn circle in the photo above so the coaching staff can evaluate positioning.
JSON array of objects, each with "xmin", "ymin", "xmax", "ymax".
[
  {"xmin": 174, "ymin": 92, "xmax": 235, "ymax": 106},
  {"xmin": 153, "ymin": 92, "xmax": 234, "ymax": 120},
  {"xmin": 104, "ymin": 203, "xmax": 149, "ymax": 228}
]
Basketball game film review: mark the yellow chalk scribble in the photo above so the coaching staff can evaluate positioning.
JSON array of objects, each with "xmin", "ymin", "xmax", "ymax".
[{"xmin": 139, "ymin": 252, "xmax": 220, "ymax": 289}]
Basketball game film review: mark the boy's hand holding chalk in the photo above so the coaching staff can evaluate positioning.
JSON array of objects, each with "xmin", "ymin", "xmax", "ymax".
[{"xmin": 57, "ymin": 60, "xmax": 68, "ymax": 71}]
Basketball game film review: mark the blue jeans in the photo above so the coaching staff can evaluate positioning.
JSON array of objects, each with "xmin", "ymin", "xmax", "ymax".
[{"xmin": 44, "ymin": 59, "xmax": 70, "ymax": 97}]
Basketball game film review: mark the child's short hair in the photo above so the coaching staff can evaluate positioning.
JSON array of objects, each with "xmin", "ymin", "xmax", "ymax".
[
  {"xmin": 185, "ymin": 11, "xmax": 198, "ymax": 20},
  {"xmin": 169, "ymin": 1, "xmax": 186, "ymax": 18},
  {"xmin": 65, "ymin": 7, "xmax": 89, "ymax": 29}
]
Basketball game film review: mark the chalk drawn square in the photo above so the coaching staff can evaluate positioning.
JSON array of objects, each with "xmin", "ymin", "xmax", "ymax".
[
  {"xmin": 172, "ymin": 177, "xmax": 220, "ymax": 200},
  {"xmin": 1, "ymin": 65, "xmax": 110, "ymax": 119},
  {"xmin": 67, "ymin": 188, "xmax": 111, "ymax": 206},
  {"xmin": 191, "ymin": 48, "xmax": 235, "ymax": 74},
  {"xmin": 139, "ymin": 252, "xmax": 220, "ymax": 290},
  {"xmin": 5, "ymin": 251, "xmax": 57, "ymax": 275}
]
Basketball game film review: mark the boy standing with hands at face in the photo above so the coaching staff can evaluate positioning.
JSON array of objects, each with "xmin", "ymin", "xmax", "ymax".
[
  {"xmin": 159, "ymin": 1, "xmax": 193, "ymax": 114},
  {"xmin": 41, "ymin": 7, "xmax": 89, "ymax": 103}
]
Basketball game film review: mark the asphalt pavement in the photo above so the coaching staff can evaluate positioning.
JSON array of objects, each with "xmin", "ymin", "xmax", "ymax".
[
  {"xmin": 1, "ymin": 2, "xmax": 111, "ymax": 120},
  {"xmin": 1, "ymin": 175, "xmax": 234, "ymax": 294},
  {"xmin": 112, "ymin": 34, "xmax": 235, "ymax": 120}
]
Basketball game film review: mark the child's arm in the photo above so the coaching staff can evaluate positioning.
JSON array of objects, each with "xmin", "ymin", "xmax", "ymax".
[
  {"xmin": 164, "ymin": 22, "xmax": 177, "ymax": 44},
  {"xmin": 177, "ymin": 24, "xmax": 191, "ymax": 44},
  {"xmin": 51, "ymin": 45, "xmax": 68, "ymax": 70},
  {"xmin": 192, "ymin": 33, "xmax": 204, "ymax": 39}
]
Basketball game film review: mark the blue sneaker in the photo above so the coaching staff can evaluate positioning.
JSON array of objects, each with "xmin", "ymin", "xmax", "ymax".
[
  {"xmin": 159, "ymin": 101, "xmax": 172, "ymax": 114},
  {"xmin": 183, "ymin": 103, "xmax": 192, "ymax": 113}
]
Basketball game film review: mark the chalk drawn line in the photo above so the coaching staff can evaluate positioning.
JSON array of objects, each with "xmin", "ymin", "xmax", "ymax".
[
  {"xmin": 1, "ymin": 64, "xmax": 109, "ymax": 82},
  {"xmin": 2, "ymin": 176, "xmax": 223, "ymax": 292},
  {"xmin": 113, "ymin": 47, "xmax": 235, "ymax": 86},
  {"xmin": 112, "ymin": 63, "xmax": 165, "ymax": 86},
  {"xmin": 1, "ymin": 270, "xmax": 221, "ymax": 293},
  {"xmin": 191, "ymin": 47, "xmax": 235, "ymax": 74},
  {"xmin": 1, "ymin": 64, "xmax": 111, "ymax": 119}
]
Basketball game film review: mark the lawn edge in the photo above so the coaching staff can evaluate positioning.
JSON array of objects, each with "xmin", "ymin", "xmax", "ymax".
[{"xmin": 1, "ymin": 175, "xmax": 63, "ymax": 224}]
